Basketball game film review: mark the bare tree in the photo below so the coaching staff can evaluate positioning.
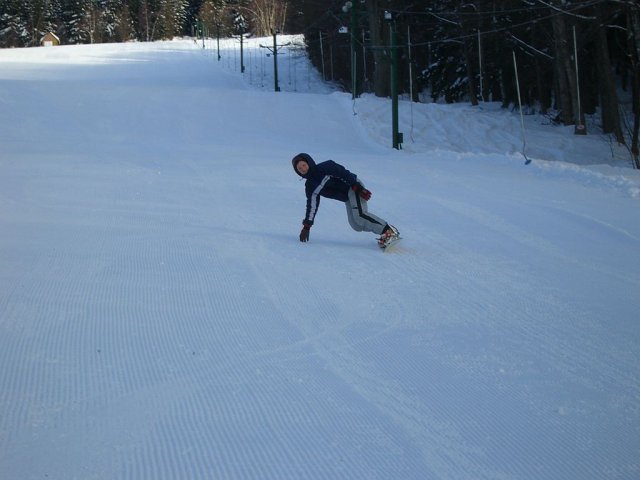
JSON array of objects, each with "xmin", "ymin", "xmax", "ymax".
[
  {"xmin": 243, "ymin": 0, "xmax": 288, "ymax": 37},
  {"xmin": 139, "ymin": 0, "xmax": 160, "ymax": 42}
]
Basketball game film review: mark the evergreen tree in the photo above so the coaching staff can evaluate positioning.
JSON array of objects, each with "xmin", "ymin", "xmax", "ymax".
[
  {"xmin": 158, "ymin": 0, "xmax": 189, "ymax": 39},
  {"xmin": 114, "ymin": 1, "xmax": 136, "ymax": 41},
  {"xmin": 27, "ymin": 0, "xmax": 60, "ymax": 46},
  {"xmin": 137, "ymin": 0, "xmax": 161, "ymax": 41},
  {"xmin": 0, "ymin": 0, "xmax": 30, "ymax": 47},
  {"xmin": 61, "ymin": 0, "xmax": 91, "ymax": 44},
  {"xmin": 1, "ymin": 0, "xmax": 638, "ymax": 152},
  {"xmin": 103, "ymin": 0, "xmax": 123, "ymax": 41},
  {"xmin": 198, "ymin": 0, "xmax": 232, "ymax": 36}
]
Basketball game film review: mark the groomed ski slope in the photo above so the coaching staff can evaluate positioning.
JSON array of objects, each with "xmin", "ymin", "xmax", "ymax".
[{"xmin": 1, "ymin": 38, "xmax": 639, "ymax": 480}]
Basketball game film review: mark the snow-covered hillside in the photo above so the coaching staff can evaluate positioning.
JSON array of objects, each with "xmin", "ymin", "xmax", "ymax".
[{"xmin": 1, "ymin": 37, "xmax": 639, "ymax": 480}]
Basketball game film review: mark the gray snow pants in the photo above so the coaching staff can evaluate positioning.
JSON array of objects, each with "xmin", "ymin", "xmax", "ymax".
[{"xmin": 345, "ymin": 183, "xmax": 387, "ymax": 235}]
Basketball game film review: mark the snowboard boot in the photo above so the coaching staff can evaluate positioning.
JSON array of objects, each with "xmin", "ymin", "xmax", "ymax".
[{"xmin": 378, "ymin": 224, "xmax": 400, "ymax": 248}]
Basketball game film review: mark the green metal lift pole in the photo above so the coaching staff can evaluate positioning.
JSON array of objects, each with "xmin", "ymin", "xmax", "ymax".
[
  {"xmin": 240, "ymin": 33, "xmax": 245, "ymax": 73},
  {"xmin": 390, "ymin": 18, "xmax": 402, "ymax": 149},
  {"xmin": 273, "ymin": 30, "xmax": 280, "ymax": 92},
  {"xmin": 216, "ymin": 24, "xmax": 221, "ymax": 61},
  {"xmin": 351, "ymin": 2, "xmax": 358, "ymax": 99}
]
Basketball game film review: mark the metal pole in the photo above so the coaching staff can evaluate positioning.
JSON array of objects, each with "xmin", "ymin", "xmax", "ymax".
[
  {"xmin": 351, "ymin": 2, "xmax": 357, "ymax": 99},
  {"xmin": 391, "ymin": 21, "xmax": 401, "ymax": 149},
  {"xmin": 240, "ymin": 33, "xmax": 245, "ymax": 73},
  {"xmin": 573, "ymin": 25, "xmax": 586, "ymax": 134},
  {"xmin": 216, "ymin": 24, "xmax": 221, "ymax": 61},
  {"xmin": 478, "ymin": 30, "xmax": 484, "ymax": 101},
  {"xmin": 319, "ymin": 31, "xmax": 325, "ymax": 80},
  {"xmin": 408, "ymin": 25, "xmax": 414, "ymax": 142},
  {"xmin": 512, "ymin": 51, "xmax": 531, "ymax": 165},
  {"xmin": 273, "ymin": 30, "xmax": 280, "ymax": 92},
  {"xmin": 362, "ymin": 29, "xmax": 367, "ymax": 86}
]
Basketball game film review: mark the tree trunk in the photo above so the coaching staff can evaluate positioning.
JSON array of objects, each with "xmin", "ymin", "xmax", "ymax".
[
  {"xmin": 532, "ymin": 23, "xmax": 550, "ymax": 113},
  {"xmin": 459, "ymin": 3, "xmax": 478, "ymax": 106},
  {"xmin": 550, "ymin": 6, "xmax": 578, "ymax": 125},
  {"xmin": 534, "ymin": 56, "xmax": 550, "ymax": 113},
  {"xmin": 629, "ymin": 7, "xmax": 640, "ymax": 165},
  {"xmin": 594, "ymin": 7, "xmax": 624, "ymax": 142},
  {"xmin": 463, "ymin": 38, "xmax": 478, "ymax": 105},
  {"xmin": 366, "ymin": 0, "xmax": 390, "ymax": 97},
  {"xmin": 632, "ymin": 70, "xmax": 640, "ymax": 165},
  {"xmin": 499, "ymin": 67, "xmax": 508, "ymax": 108}
]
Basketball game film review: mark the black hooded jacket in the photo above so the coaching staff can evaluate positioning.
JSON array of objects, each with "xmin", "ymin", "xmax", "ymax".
[{"xmin": 292, "ymin": 153, "xmax": 358, "ymax": 226}]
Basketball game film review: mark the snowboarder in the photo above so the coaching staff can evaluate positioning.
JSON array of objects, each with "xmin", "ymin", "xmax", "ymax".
[{"xmin": 292, "ymin": 153, "xmax": 399, "ymax": 248}]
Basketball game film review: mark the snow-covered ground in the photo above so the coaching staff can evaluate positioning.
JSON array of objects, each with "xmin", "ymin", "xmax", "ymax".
[{"xmin": 1, "ymin": 36, "xmax": 639, "ymax": 479}]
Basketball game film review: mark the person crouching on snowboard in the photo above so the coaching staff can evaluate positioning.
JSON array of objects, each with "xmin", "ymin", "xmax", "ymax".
[{"xmin": 292, "ymin": 153, "xmax": 399, "ymax": 248}]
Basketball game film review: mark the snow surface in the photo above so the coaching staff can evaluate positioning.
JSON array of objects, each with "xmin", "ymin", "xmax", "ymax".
[{"xmin": 1, "ymin": 36, "xmax": 639, "ymax": 480}]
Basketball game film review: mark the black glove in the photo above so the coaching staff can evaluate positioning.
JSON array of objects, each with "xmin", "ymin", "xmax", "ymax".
[
  {"xmin": 299, "ymin": 225, "xmax": 310, "ymax": 242},
  {"xmin": 352, "ymin": 184, "xmax": 372, "ymax": 201}
]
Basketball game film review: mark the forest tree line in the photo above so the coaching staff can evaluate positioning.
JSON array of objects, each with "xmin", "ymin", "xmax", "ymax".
[
  {"xmin": 289, "ymin": 0, "xmax": 639, "ymax": 163},
  {"xmin": 1, "ymin": 1, "xmax": 639, "ymax": 163}
]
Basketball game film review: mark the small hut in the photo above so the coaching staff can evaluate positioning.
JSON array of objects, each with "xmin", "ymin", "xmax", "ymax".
[{"xmin": 41, "ymin": 32, "xmax": 60, "ymax": 47}]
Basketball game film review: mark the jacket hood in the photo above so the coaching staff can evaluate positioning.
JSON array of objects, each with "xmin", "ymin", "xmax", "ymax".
[{"xmin": 292, "ymin": 153, "xmax": 316, "ymax": 178}]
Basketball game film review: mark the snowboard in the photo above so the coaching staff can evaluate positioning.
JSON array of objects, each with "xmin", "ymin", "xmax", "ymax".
[{"xmin": 380, "ymin": 236, "xmax": 402, "ymax": 252}]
